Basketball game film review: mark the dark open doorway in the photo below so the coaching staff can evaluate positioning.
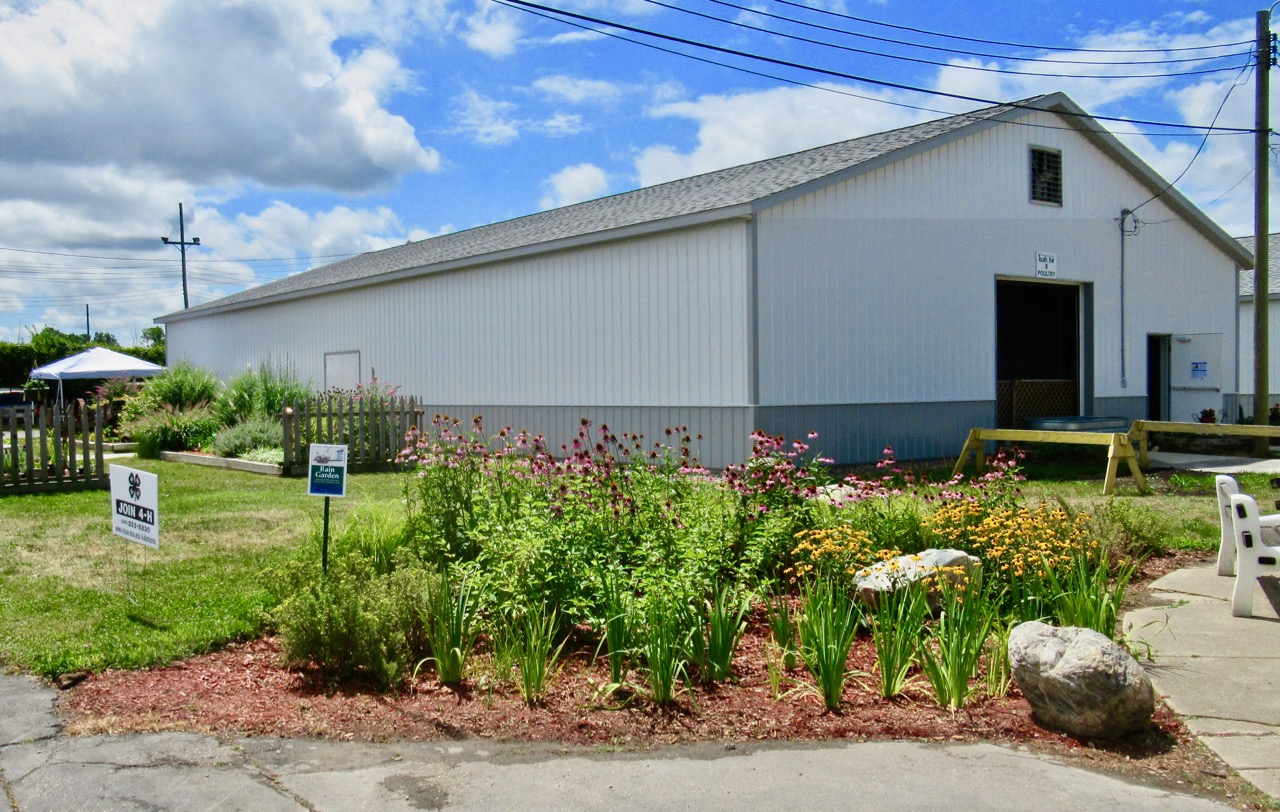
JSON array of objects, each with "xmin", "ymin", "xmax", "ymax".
[
  {"xmin": 996, "ymin": 280, "xmax": 1080, "ymax": 428},
  {"xmin": 1147, "ymin": 334, "xmax": 1170, "ymax": 421}
]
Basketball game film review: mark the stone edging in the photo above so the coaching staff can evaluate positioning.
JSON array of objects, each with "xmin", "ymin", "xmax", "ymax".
[{"xmin": 158, "ymin": 451, "xmax": 283, "ymax": 476}]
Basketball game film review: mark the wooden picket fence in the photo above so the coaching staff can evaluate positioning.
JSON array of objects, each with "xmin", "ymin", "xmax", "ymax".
[
  {"xmin": 281, "ymin": 395, "xmax": 424, "ymax": 476},
  {"xmin": 1, "ymin": 402, "xmax": 108, "ymax": 494}
]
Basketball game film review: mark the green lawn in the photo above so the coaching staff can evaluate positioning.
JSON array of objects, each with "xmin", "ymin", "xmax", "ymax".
[{"xmin": 0, "ymin": 458, "xmax": 403, "ymax": 676}]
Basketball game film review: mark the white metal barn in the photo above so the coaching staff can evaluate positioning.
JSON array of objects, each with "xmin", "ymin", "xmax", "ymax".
[
  {"xmin": 159, "ymin": 93, "xmax": 1252, "ymax": 467},
  {"xmin": 1234, "ymin": 234, "xmax": 1279, "ymax": 421}
]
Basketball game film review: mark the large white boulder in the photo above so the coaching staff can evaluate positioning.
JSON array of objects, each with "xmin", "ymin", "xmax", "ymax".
[
  {"xmin": 1008, "ymin": 621, "xmax": 1154, "ymax": 739},
  {"xmin": 851, "ymin": 548, "xmax": 982, "ymax": 609}
]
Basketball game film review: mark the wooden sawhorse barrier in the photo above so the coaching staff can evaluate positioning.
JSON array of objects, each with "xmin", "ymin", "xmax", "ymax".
[
  {"xmin": 952, "ymin": 428, "xmax": 1147, "ymax": 495},
  {"xmin": 1129, "ymin": 420, "xmax": 1280, "ymax": 469}
]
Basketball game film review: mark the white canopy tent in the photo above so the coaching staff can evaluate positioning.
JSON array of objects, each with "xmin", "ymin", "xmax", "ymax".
[{"xmin": 30, "ymin": 347, "xmax": 165, "ymax": 406}]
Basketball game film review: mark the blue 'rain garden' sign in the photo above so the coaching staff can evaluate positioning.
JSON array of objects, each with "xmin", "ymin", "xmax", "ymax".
[{"xmin": 308, "ymin": 444, "xmax": 348, "ymax": 498}]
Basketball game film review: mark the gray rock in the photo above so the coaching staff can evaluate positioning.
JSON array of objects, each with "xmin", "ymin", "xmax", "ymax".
[
  {"xmin": 851, "ymin": 549, "xmax": 982, "ymax": 609},
  {"xmin": 1009, "ymin": 621, "xmax": 1154, "ymax": 739}
]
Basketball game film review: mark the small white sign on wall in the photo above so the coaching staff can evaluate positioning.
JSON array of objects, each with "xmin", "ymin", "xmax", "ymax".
[{"xmin": 1035, "ymin": 251, "xmax": 1057, "ymax": 279}]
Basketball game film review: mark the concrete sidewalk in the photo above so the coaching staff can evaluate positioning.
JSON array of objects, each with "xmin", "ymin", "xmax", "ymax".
[
  {"xmin": 0, "ymin": 673, "xmax": 1236, "ymax": 811},
  {"xmin": 1145, "ymin": 451, "xmax": 1280, "ymax": 476},
  {"xmin": 1125, "ymin": 564, "xmax": 1280, "ymax": 800}
]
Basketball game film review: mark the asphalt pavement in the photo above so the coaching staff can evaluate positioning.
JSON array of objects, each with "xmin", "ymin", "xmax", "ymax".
[{"xmin": 0, "ymin": 681, "xmax": 1239, "ymax": 812}]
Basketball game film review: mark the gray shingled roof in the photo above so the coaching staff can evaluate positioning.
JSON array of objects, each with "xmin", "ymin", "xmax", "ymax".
[
  {"xmin": 171, "ymin": 99, "xmax": 1026, "ymax": 318},
  {"xmin": 1236, "ymin": 235, "xmax": 1280, "ymax": 297}
]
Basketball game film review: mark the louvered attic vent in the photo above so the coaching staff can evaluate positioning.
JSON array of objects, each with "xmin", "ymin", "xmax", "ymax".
[{"xmin": 1030, "ymin": 147, "xmax": 1063, "ymax": 205}]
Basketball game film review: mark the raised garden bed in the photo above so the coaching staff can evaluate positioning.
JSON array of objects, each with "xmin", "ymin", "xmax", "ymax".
[{"xmin": 159, "ymin": 450, "xmax": 282, "ymax": 476}]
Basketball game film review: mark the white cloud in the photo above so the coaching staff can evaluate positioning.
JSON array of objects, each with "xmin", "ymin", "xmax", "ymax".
[
  {"xmin": 545, "ymin": 29, "xmax": 605, "ymax": 46},
  {"xmin": 452, "ymin": 89, "xmax": 521, "ymax": 145},
  {"xmin": 537, "ymin": 113, "xmax": 587, "ymax": 136},
  {"xmin": 634, "ymin": 84, "xmax": 923, "ymax": 186},
  {"xmin": 462, "ymin": 0, "xmax": 522, "ymax": 57},
  {"xmin": 533, "ymin": 75, "xmax": 623, "ymax": 104},
  {"xmin": 0, "ymin": 0, "xmax": 440, "ymax": 192},
  {"xmin": 539, "ymin": 163, "xmax": 609, "ymax": 209}
]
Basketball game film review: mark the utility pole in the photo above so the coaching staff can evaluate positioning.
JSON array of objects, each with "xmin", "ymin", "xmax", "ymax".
[
  {"xmin": 161, "ymin": 203, "xmax": 201, "ymax": 309},
  {"xmin": 1254, "ymin": 9, "xmax": 1274, "ymax": 453},
  {"xmin": 85, "ymin": 304, "xmax": 90, "ymax": 342}
]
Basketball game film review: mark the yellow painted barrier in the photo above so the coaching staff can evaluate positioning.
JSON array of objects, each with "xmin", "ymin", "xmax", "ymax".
[{"xmin": 952, "ymin": 427, "xmax": 1147, "ymax": 496}]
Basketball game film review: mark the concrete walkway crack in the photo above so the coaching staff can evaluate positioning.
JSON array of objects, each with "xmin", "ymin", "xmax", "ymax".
[
  {"xmin": 0, "ymin": 760, "xmax": 18, "ymax": 812},
  {"xmin": 235, "ymin": 744, "xmax": 318, "ymax": 811}
]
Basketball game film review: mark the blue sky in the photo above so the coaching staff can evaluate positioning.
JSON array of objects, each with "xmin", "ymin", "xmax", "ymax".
[{"xmin": 0, "ymin": 0, "xmax": 1264, "ymax": 343}]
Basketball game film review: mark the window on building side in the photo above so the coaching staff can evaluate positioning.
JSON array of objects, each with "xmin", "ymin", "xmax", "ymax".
[{"xmin": 1030, "ymin": 148, "xmax": 1063, "ymax": 205}]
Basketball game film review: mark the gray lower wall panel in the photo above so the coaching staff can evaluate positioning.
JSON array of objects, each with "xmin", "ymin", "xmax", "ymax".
[
  {"xmin": 1091, "ymin": 397, "xmax": 1148, "ymax": 423},
  {"xmin": 753, "ymin": 401, "xmax": 995, "ymax": 466},
  {"xmin": 413, "ymin": 405, "xmax": 754, "ymax": 469}
]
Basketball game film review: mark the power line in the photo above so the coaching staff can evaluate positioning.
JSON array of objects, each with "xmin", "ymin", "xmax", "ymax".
[
  {"xmin": 0, "ymin": 245, "xmax": 360, "ymax": 263},
  {"xmin": 639, "ymin": 0, "xmax": 1251, "ymax": 79},
  {"xmin": 500, "ymin": 0, "xmax": 1255, "ymax": 134},
  {"xmin": 1205, "ymin": 168, "xmax": 1256, "ymax": 209},
  {"xmin": 701, "ymin": 0, "xmax": 1249, "ymax": 67},
  {"xmin": 1129, "ymin": 62, "xmax": 1256, "ymax": 217},
  {"xmin": 764, "ymin": 0, "xmax": 1252, "ymax": 55}
]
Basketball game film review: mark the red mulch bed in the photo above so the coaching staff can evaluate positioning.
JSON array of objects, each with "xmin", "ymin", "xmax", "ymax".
[{"xmin": 58, "ymin": 550, "xmax": 1266, "ymax": 808}]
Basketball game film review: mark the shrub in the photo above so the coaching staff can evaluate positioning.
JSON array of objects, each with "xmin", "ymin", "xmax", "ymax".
[
  {"xmin": 212, "ymin": 416, "xmax": 282, "ymax": 459},
  {"xmin": 129, "ymin": 404, "xmax": 220, "ymax": 457},
  {"xmin": 1092, "ymin": 500, "xmax": 1175, "ymax": 559},
  {"xmin": 274, "ymin": 555, "xmax": 407, "ymax": 689},
  {"xmin": 216, "ymin": 361, "xmax": 310, "ymax": 426},
  {"xmin": 145, "ymin": 361, "xmax": 221, "ymax": 410}
]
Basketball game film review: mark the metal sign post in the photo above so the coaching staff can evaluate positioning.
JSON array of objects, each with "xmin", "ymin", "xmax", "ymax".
[
  {"xmin": 307, "ymin": 444, "xmax": 348, "ymax": 573},
  {"xmin": 110, "ymin": 464, "xmax": 160, "ymax": 604}
]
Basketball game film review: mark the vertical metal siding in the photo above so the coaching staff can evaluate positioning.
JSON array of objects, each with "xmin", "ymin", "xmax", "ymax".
[
  {"xmin": 1234, "ymin": 300, "xmax": 1280, "ymax": 401},
  {"xmin": 167, "ymin": 221, "xmax": 752, "ymax": 409},
  {"xmin": 754, "ymin": 110, "xmax": 1237, "ymax": 408}
]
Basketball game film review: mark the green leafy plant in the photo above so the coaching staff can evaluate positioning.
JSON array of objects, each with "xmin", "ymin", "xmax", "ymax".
[
  {"xmin": 1044, "ymin": 547, "xmax": 1136, "ymax": 638},
  {"xmin": 762, "ymin": 586, "xmax": 798, "ymax": 672},
  {"xmin": 129, "ymin": 403, "xmax": 220, "ymax": 457},
  {"xmin": 418, "ymin": 572, "xmax": 479, "ymax": 685},
  {"xmin": 705, "ymin": 582, "xmax": 750, "ymax": 682},
  {"xmin": 333, "ymin": 500, "xmax": 408, "ymax": 577},
  {"xmin": 144, "ymin": 361, "xmax": 222, "ymax": 410},
  {"xmin": 1093, "ymin": 500, "xmax": 1175, "ymax": 559},
  {"xmin": 238, "ymin": 446, "xmax": 285, "ymax": 465},
  {"xmin": 869, "ymin": 582, "xmax": 927, "ymax": 699},
  {"xmin": 918, "ymin": 578, "xmax": 994, "ymax": 710},
  {"xmin": 212, "ymin": 416, "xmax": 282, "ymax": 459},
  {"xmin": 505, "ymin": 604, "xmax": 568, "ymax": 706},
  {"xmin": 983, "ymin": 619, "xmax": 1014, "ymax": 699},
  {"xmin": 797, "ymin": 577, "xmax": 861, "ymax": 711},
  {"xmin": 636, "ymin": 592, "xmax": 692, "ymax": 705},
  {"xmin": 599, "ymin": 570, "xmax": 632, "ymax": 685},
  {"xmin": 274, "ymin": 556, "xmax": 406, "ymax": 690},
  {"xmin": 216, "ymin": 361, "xmax": 311, "ymax": 426}
]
